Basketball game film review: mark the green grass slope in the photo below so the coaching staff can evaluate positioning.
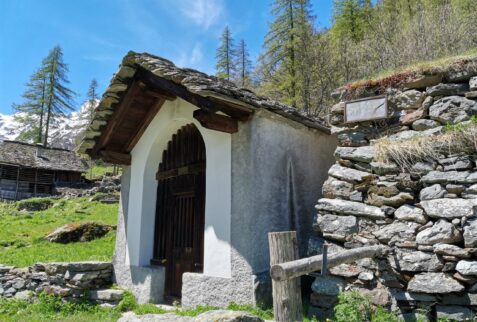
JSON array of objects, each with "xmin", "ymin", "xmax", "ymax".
[{"xmin": 0, "ymin": 196, "xmax": 118, "ymax": 267}]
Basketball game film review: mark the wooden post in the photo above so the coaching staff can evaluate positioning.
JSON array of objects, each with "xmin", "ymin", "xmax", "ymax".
[
  {"xmin": 268, "ymin": 231, "xmax": 303, "ymax": 322},
  {"xmin": 14, "ymin": 166, "xmax": 20, "ymax": 201}
]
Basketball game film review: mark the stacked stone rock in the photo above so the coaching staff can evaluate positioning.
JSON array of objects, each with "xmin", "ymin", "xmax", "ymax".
[
  {"xmin": 0, "ymin": 261, "xmax": 123, "ymax": 307},
  {"xmin": 310, "ymin": 69, "xmax": 477, "ymax": 321}
]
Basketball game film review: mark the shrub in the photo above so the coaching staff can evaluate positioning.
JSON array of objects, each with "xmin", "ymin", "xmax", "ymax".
[
  {"xmin": 334, "ymin": 291, "xmax": 373, "ymax": 322},
  {"xmin": 17, "ymin": 197, "xmax": 53, "ymax": 212}
]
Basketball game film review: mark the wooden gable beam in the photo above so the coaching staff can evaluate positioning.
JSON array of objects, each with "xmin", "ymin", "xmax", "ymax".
[
  {"xmin": 100, "ymin": 150, "xmax": 131, "ymax": 165},
  {"xmin": 193, "ymin": 110, "xmax": 238, "ymax": 133},
  {"xmin": 91, "ymin": 80, "xmax": 141, "ymax": 157},
  {"xmin": 125, "ymin": 98, "xmax": 166, "ymax": 152}
]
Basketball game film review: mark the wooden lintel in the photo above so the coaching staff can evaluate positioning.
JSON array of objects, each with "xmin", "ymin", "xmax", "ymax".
[
  {"xmin": 126, "ymin": 98, "xmax": 166, "ymax": 152},
  {"xmin": 193, "ymin": 110, "xmax": 238, "ymax": 133},
  {"xmin": 99, "ymin": 150, "xmax": 131, "ymax": 165},
  {"xmin": 145, "ymin": 89, "xmax": 176, "ymax": 101},
  {"xmin": 137, "ymin": 68, "xmax": 218, "ymax": 113},
  {"xmin": 209, "ymin": 97, "xmax": 254, "ymax": 121},
  {"xmin": 156, "ymin": 162, "xmax": 205, "ymax": 180}
]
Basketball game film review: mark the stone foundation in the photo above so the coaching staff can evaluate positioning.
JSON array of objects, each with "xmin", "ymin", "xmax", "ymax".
[
  {"xmin": 310, "ymin": 71, "xmax": 477, "ymax": 321},
  {"xmin": 0, "ymin": 261, "xmax": 123, "ymax": 306}
]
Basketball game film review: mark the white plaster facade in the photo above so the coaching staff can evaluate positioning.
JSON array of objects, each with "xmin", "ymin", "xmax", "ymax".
[{"xmin": 113, "ymin": 97, "xmax": 337, "ymax": 306}]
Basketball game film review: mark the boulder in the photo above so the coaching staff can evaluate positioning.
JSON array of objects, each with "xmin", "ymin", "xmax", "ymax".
[
  {"xmin": 315, "ymin": 214, "xmax": 358, "ymax": 242},
  {"xmin": 456, "ymin": 260, "xmax": 477, "ymax": 276},
  {"xmin": 419, "ymin": 184, "xmax": 446, "ymax": 201},
  {"xmin": 412, "ymin": 119, "xmax": 441, "ymax": 131},
  {"xmin": 407, "ymin": 273, "xmax": 464, "ymax": 293},
  {"xmin": 426, "ymin": 84, "xmax": 469, "ymax": 97},
  {"xmin": 394, "ymin": 205, "xmax": 427, "ymax": 224},
  {"xmin": 316, "ymin": 198, "xmax": 386, "ymax": 219},
  {"xmin": 44, "ymin": 222, "xmax": 115, "ymax": 243},
  {"xmin": 388, "ymin": 249, "xmax": 443, "ymax": 272},
  {"xmin": 373, "ymin": 221, "xmax": 420, "ymax": 244},
  {"xmin": 322, "ymin": 177, "xmax": 353, "ymax": 199},
  {"xmin": 420, "ymin": 198, "xmax": 477, "ymax": 219},
  {"xmin": 436, "ymin": 306, "xmax": 472, "ymax": 321},
  {"xmin": 311, "ymin": 275, "xmax": 346, "ymax": 296},
  {"xmin": 394, "ymin": 90, "xmax": 426, "ymax": 110},
  {"xmin": 334, "ymin": 146, "xmax": 374, "ymax": 163},
  {"xmin": 328, "ymin": 164, "xmax": 375, "ymax": 183},
  {"xmin": 433, "ymin": 244, "xmax": 472, "ymax": 259},
  {"xmin": 429, "ymin": 96, "xmax": 477, "ymax": 124},
  {"xmin": 464, "ymin": 219, "xmax": 477, "ymax": 247},
  {"xmin": 416, "ymin": 220, "xmax": 462, "ymax": 245}
]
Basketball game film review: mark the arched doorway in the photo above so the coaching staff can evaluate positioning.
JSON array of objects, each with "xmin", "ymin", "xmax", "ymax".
[{"xmin": 152, "ymin": 124, "xmax": 206, "ymax": 299}]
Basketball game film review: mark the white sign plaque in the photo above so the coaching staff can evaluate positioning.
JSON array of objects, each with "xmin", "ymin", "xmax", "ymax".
[{"xmin": 344, "ymin": 96, "xmax": 387, "ymax": 123}]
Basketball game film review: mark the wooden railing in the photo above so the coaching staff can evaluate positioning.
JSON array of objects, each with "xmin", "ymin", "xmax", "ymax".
[{"xmin": 268, "ymin": 231, "xmax": 389, "ymax": 322}]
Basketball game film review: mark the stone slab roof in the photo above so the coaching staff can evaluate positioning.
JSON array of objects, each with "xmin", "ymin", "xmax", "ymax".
[
  {"xmin": 78, "ymin": 51, "xmax": 330, "ymax": 154},
  {"xmin": 0, "ymin": 141, "xmax": 88, "ymax": 172}
]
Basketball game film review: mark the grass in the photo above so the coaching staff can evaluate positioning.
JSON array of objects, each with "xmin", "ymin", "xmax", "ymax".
[
  {"xmin": 345, "ymin": 47, "xmax": 477, "ymax": 92},
  {"xmin": 375, "ymin": 117, "xmax": 477, "ymax": 173},
  {"xmin": 85, "ymin": 163, "xmax": 121, "ymax": 181},
  {"xmin": 0, "ymin": 195, "xmax": 118, "ymax": 267}
]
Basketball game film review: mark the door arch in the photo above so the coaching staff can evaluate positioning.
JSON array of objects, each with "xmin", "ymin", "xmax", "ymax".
[{"xmin": 152, "ymin": 124, "xmax": 206, "ymax": 298}]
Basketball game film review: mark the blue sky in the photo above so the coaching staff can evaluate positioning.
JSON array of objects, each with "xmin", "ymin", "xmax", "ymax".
[{"xmin": 0, "ymin": 0, "xmax": 334, "ymax": 115}]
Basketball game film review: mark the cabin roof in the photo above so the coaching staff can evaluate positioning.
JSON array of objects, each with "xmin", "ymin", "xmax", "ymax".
[
  {"xmin": 0, "ymin": 140, "xmax": 88, "ymax": 173},
  {"xmin": 78, "ymin": 51, "xmax": 330, "ymax": 164}
]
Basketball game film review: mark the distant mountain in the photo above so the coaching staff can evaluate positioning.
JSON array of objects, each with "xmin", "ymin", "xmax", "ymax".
[{"xmin": 0, "ymin": 103, "xmax": 93, "ymax": 151}]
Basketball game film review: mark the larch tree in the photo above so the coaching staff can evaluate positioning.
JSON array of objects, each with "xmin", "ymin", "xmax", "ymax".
[
  {"xmin": 235, "ymin": 39, "xmax": 252, "ymax": 88},
  {"xmin": 12, "ymin": 65, "xmax": 48, "ymax": 143},
  {"xmin": 216, "ymin": 26, "xmax": 235, "ymax": 81},
  {"xmin": 42, "ymin": 46, "xmax": 76, "ymax": 147},
  {"xmin": 258, "ymin": 0, "xmax": 314, "ymax": 109},
  {"xmin": 85, "ymin": 79, "xmax": 98, "ymax": 123}
]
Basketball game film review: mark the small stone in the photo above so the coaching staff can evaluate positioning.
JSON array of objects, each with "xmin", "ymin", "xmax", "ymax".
[
  {"xmin": 464, "ymin": 219, "xmax": 477, "ymax": 247},
  {"xmin": 426, "ymin": 83, "xmax": 469, "ymax": 97},
  {"xmin": 470, "ymin": 76, "xmax": 477, "ymax": 91},
  {"xmin": 373, "ymin": 221, "xmax": 420, "ymax": 244},
  {"xmin": 446, "ymin": 184, "xmax": 465, "ymax": 195},
  {"xmin": 14, "ymin": 290, "xmax": 33, "ymax": 300},
  {"xmin": 404, "ymin": 74, "xmax": 442, "ymax": 89},
  {"xmin": 394, "ymin": 90, "xmax": 426, "ymax": 110},
  {"xmin": 466, "ymin": 91, "xmax": 477, "ymax": 99},
  {"xmin": 322, "ymin": 177, "xmax": 353, "ymax": 199},
  {"xmin": 12, "ymin": 279, "xmax": 25, "ymax": 290},
  {"xmin": 358, "ymin": 271, "xmax": 374, "ymax": 281},
  {"xmin": 443, "ymin": 262, "xmax": 457, "ymax": 272},
  {"xmin": 466, "ymin": 184, "xmax": 477, "ymax": 194},
  {"xmin": 311, "ymin": 275, "xmax": 346, "ymax": 296},
  {"xmin": 453, "ymin": 272, "xmax": 477, "ymax": 284},
  {"xmin": 412, "ymin": 119, "xmax": 441, "ymax": 131},
  {"xmin": 419, "ymin": 184, "xmax": 446, "ymax": 201},
  {"xmin": 407, "ymin": 273, "xmax": 464, "ymax": 293},
  {"xmin": 334, "ymin": 146, "xmax": 375, "ymax": 163},
  {"xmin": 420, "ymin": 198, "xmax": 477, "ymax": 219},
  {"xmin": 371, "ymin": 162, "xmax": 399, "ymax": 175},
  {"xmin": 316, "ymin": 198, "xmax": 386, "ymax": 219},
  {"xmin": 439, "ymin": 155, "xmax": 473, "ymax": 171},
  {"xmin": 421, "ymin": 171, "xmax": 470, "ymax": 184},
  {"xmin": 433, "ymin": 244, "xmax": 472, "ymax": 258},
  {"xmin": 456, "ymin": 260, "xmax": 477, "ymax": 276},
  {"xmin": 349, "ymin": 190, "xmax": 363, "ymax": 202},
  {"xmin": 452, "ymin": 218, "xmax": 461, "ymax": 225},
  {"xmin": 436, "ymin": 305, "xmax": 472, "ymax": 321},
  {"xmin": 316, "ymin": 214, "xmax": 358, "ymax": 242},
  {"xmin": 400, "ymin": 108, "xmax": 427, "ymax": 125},
  {"xmin": 194, "ymin": 310, "xmax": 264, "ymax": 322},
  {"xmin": 416, "ymin": 220, "xmax": 462, "ymax": 245},
  {"xmin": 394, "ymin": 205, "xmax": 427, "ymax": 224},
  {"xmin": 329, "ymin": 263, "xmax": 363, "ymax": 277},
  {"xmin": 388, "ymin": 249, "xmax": 443, "ymax": 272},
  {"xmin": 429, "ymin": 95, "xmax": 477, "ymax": 124},
  {"xmin": 328, "ymin": 164, "xmax": 375, "ymax": 183},
  {"xmin": 411, "ymin": 162, "xmax": 435, "ymax": 175},
  {"xmin": 367, "ymin": 192, "xmax": 414, "ymax": 207},
  {"xmin": 331, "ymin": 102, "xmax": 345, "ymax": 114}
]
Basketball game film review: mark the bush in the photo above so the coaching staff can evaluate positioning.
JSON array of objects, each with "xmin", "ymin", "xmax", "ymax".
[
  {"xmin": 334, "ymin": 291, "xmax": 373, "ymax": 322},
  {"xmin": 17, "ymin": 198, "xmax": 53, "ymax": 212}
]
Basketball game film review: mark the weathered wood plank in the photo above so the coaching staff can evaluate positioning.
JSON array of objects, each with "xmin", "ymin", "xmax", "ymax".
[
  {"xmin": 270, "ymin": 245, "xmax": 389, "ymax": 282},
  {"xmin": 99, "ymin": 150, "xmax": 132, "ymax": 165},
  {"xmin": 268, "ymin": 231, "xmax": 303, "ymax": 322}
]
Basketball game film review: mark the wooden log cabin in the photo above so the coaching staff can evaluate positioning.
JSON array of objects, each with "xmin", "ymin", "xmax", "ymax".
[{"xmin": 0, "ymin": 141, "xmax": 88, "ymax": 200}]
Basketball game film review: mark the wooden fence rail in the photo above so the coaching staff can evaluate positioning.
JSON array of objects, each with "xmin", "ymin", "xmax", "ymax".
[{"xmin": 268, "ymin": 231, "xmax": 390, "ymax": 322}]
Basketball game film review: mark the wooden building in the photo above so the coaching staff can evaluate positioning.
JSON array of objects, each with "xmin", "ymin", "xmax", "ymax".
[
  {"xmin": 79, "ymin": 52, "xmax": 337, "ymax": 307},
  {"xmin": 0, "ymin": 140, "xmax": 88, "ymax": 200}
]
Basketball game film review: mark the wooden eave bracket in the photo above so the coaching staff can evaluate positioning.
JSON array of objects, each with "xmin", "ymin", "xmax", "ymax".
[
  {"xmin": 99, "ymin": 150, "xmax": 131, "ymax": 165},
  {"xmin": 193, "ymin": 110, "xmax": 238, "ymax": 133}
]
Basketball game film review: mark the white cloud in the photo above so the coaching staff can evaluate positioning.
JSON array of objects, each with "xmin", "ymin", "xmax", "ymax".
[
  {"xmin": 175, "ymin": 0, "xmax": 224, "ymax": 29},
  {"xmin": 175, "ymin": 42, "xmax": 205, "ymax": 69}
]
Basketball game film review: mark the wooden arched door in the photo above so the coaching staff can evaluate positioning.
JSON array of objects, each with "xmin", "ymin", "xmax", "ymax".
[{"xmin": 152, "ymin": 124, "xmax": 206, "ymax": 298}]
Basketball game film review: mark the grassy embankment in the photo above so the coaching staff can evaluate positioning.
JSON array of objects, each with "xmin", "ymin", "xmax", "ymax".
[{"xmin": 0, "ymin": 196, "xmax": 118, "ymax": 267}]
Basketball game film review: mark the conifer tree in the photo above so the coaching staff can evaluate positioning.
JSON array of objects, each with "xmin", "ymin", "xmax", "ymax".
[
  {"xmin": 215, "ymin": 26, "xmax": 235, "ymax": 81},
  {"xmin": 13, "ymin": 66, "xmax": 48, "ymax": 143},
  {"xmin": 85, "ymin": 79, "xmax": 98, "ymax": 122},
  {"xmin": 42, "ymin": 46, "xmax": 76, "ymax": 147},
  {"xmin": 258, "ymin": 0, "xmax": 315, "ymax": 109},
  {"xmin": 235, "ymin": 39, "xmax": 252, "ymax": 87}
]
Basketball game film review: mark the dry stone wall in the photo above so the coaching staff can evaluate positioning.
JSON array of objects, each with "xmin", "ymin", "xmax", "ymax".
[
  {"xmin": 0, "ymin": 261, "xmax": 123, "ymax": 306},
  {"xmin": 309, "ymin": 72, "xmax": 477, "ymax": 321}
]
